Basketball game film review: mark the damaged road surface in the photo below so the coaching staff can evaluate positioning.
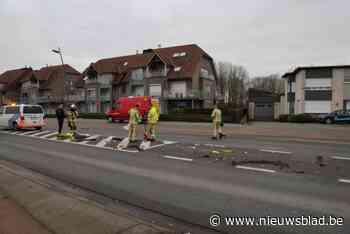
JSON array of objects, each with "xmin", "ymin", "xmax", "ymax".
[{"xmin": 0, "ymin": 132, "xmax": 350, "ymax": 233}]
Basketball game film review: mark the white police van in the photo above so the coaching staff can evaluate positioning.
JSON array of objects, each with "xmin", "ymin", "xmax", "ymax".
[{"xmin": 0, "ymin": 104, "xmax": 46, "ymax": 130}]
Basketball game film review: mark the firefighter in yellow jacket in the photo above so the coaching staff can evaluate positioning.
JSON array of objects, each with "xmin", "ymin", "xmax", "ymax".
[
  {"xmin": 128, "ymin": 104, "xmax": 141, "ymax": 142},
  {"xmin": 67, "ymin": 104, "xmax": 79, "ymax": 133},
  {"xmin": 211, "ymin": 103, "xmax": 224, "ymax": 140},
  {"xmin": 147, "ymin": 100, "xmax": 160, "ymax": 141}
]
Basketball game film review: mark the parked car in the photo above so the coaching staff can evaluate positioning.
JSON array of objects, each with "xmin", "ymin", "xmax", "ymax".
[
  {"xmin": 106, "ymin": 96, "xmax": 158, "ymax": 123},
  {"xmin": 319, "ymin": 110, "xmax": 350, "ymax": 124},
  {"xmin": 0, "ymin": 104, "xmax": 46, "ymax": 130}
]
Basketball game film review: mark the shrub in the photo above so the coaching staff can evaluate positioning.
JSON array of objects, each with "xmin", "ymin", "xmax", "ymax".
[{"xmin": 279, "ymin": 114, "xmax": 289, "ymax": 122}]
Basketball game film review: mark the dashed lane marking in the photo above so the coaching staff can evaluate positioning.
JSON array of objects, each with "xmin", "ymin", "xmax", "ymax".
[
  {"xmin": 332, "ymin": 156, "xmax": 350, "ymax": 161},
  {"xmin": 11, "ymin": 131, "xmax": 23, "ymax": 135},
  {"xmin": 163, "ymin": 155, "xmax": 193, "ymax": 162},
  {"xmin": 260, "ymin": 149, "xmax": 292, "ymax": 155},
  {"xmin": 235, "ymin": 165, "xmax": 276, "ymax": 173},
  {"xmin": 39, "ymin": 132, "xmax": 58, "ymax": 139},
  {"xmin": 338, "ymin": 179, "xmax": 350, "ymax": 184}
]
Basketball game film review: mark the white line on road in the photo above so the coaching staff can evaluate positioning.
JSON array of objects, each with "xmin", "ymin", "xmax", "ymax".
[
  {"xmin": 39, "ymin": 132, "xmax": 58, "ymax": 138},
  {"xmin": 11, "ymin": 131, "xmax": 22, "ymax": 135},
  {"xmin": 332, "ymin": 156, "xmax": 350, "ymax": 161},
  {"xmin": 96, "ymin": 136, "xmax": 114, "ymax": 147},
  {"xmin": 77, "ymin": 135, "xmax": 101, "ymax": 145},
  {"xmin": 260, "ymin": 149, "xmax": 292, "ymax": 155},
  {"xmin": 163, "ymin": 155, "xmax": 193, "ymax": 162},
  {"xmin": 30, "ymin": 130, "xmax": 50, "ymax": 137},
  {"xmin": 204, "ymin": 143, "xmax": 226, "ymax": 148},
  {"xmin": 19, "ymin": 130, "xmax": 41, "ymax": 136},
  {"xmin": 235, "ymin": 165, "xmax": 276, "ymax": 173},
  {"xmin": 338, "ymin": 179, "xmax": 350, "ymax": 184}
]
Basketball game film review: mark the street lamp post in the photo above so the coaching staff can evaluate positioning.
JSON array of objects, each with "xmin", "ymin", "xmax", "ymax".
[{"xmin": 51, "ymin": 47, "xmax": 66, "ymax": 104}]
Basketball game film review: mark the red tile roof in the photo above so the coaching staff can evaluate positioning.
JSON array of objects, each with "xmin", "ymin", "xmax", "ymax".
[
  {"xmin": 0, "ymin": 68, "xmax": 33, "ymax": 89},
  {"xmin": 85, "ymin": 44, "xmax": 212, "ymax": 81}
]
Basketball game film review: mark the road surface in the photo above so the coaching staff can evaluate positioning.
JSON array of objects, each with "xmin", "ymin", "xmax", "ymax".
[{"xmin": 0, "ymin": 120, "xmax": 349, "ymax": 233}]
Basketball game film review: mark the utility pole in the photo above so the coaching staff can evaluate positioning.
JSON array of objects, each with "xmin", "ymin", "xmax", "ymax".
[{"xmin": 52, "ymin": 47, "xmax": 66, "ymax": 105}]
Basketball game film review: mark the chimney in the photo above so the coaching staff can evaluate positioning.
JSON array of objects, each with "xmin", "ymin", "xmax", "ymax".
[{"xmin": 158, "ymin": 44, "xmax": 162, "ymax": 48}]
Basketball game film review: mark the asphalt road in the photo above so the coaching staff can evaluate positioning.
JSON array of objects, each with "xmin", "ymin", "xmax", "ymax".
[{"xmin": 0, "ymin": 121, "xmax": 350, "ymax": 233}]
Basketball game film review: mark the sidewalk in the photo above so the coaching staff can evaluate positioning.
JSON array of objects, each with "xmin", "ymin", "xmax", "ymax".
[
  {"xmin": 0, "ymin": 161, "xmax": 173, "ymax": 234},
  {"xmin": 0, "ymin": 192, "xmax": 51, "ymax": 234}
]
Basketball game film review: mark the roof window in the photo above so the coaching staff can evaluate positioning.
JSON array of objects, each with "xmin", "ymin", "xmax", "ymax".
[{"xmin": 174, "ymin": 67, "xmax": 182, "ymax": 72}]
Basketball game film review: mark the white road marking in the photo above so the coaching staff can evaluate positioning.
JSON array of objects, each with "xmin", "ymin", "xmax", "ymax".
[
  {"xmin": 332, "ymin": 156, "xmax": 350, "ymax": 161},
  {"xmin": 338, "ymin": 179, "xmax": 350, "ymax": 184},
  {"xmin": 204, "ymin": 143, "xmax": 226, "ymax": 148},
  {"xmin": 77, "ymin": 135, "xmax": 101, "ymax": 145},
  {"xmin": 19, "ymin": 130, "xmax": 41, "ymax": 136},
  {"xmin": 163, "ymin": 155, "xmax": 193, "ymax": 162},
  {"xmin": 260, "ymin": 149, "xmax": 292, "ymax": 155},
  {"xmin": 39, "ymin": 132, "xmax": 58, "ymax": 138},
  {"xmin": 11, "ymin": 131, "xmax": 22, "ymax": 135},
  {"xmin": 235, "ymin": 165, "xmax": 276, "ymax": 173},
  {"xmin": 30, "ymin": 130, "xmax": 51, "ymax": 137},
  {"xmin": 96, "ymin": 136, "xmax": 115, "ymax": 147},
  {"xmin": 146, "ymin": 140, "xmax": 177, "ymax": 150}
]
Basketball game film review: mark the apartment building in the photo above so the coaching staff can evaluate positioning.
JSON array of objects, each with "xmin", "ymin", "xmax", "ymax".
[
  {"xmin": 0, "ymin": 65, "xmax": 84, "ymax": 113},
  {"xmin": 83, "ymin": 44, "xmax": 217, "ymax": 113},
  {"xmin": 282, "ymin": 65, "xmax": 350, "ymax": 114}
]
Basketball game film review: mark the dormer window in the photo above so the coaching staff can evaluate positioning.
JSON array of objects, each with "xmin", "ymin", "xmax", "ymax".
[
  {"xmin": 173, "ymin": 52, "xmax": 186, "ymax": 58},
  {"xmin": 174, "ymin": 67, "xmax": 182, "ymax": 72},
  {"xmin": 123, "ymin": 61, "xmax": 128, "ymax": 66}
]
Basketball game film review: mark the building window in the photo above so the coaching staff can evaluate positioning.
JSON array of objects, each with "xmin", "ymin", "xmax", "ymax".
[
  {"xmin": 150, "ymin": 84, "xmax": 161, "ymax": 97},
  {"xmin": 174, "ymin": 67, "xmax": 182, "ymax": 72},
  {"xmin": 305, "ymin": 68, "xmax": 332, "ymax": 78},
  {"xmin": 87, "ymin": 88, "xmax": 96, "ymax": 98},
  {"xmin": 172, "ymin": 52, "xmax": 187, "ymax": 58},
  {"xmin": 121, "ymin": 85, "xmax": 126, "ymax": 94}
]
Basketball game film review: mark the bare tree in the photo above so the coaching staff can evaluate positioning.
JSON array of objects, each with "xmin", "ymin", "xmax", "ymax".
[
  {"xmin": 216, "ymin": 62, "xmax": 249, "ymax": 107},
  {"xmin": 250, "ymin": 74, "xmax": 284, "ymax": 94}
]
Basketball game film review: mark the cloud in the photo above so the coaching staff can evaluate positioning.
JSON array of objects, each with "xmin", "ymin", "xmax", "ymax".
[{"xmin": 0, "ymin": 0, "xmax": 350, "ymax": 76}]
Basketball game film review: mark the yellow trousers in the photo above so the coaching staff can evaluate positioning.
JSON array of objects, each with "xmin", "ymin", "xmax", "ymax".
[
  {"xmin": 128, "ymin": 124, "xmax": 137, "ymax": 141},
  {"xmin": 213, "ymin": 121, "xmax": 222, "ymax": 138},
  {"xmin": 147, "ymin": 123, "xmax": 157, "ymax": 139}
]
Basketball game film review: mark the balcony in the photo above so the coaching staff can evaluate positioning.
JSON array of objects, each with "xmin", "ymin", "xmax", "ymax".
[
  {"xmin": 164, "ymin": 90, "xmax": 211, "ymax": 100},
  {"xmin": 37, "ymin": 96, "xmax": 63, "ymax": 103},
  {"xmin": 66, "ymin": 94, "xmax": 85, "ymax": 102},
  {"xmin": 145, "ymin": 70, "xmax": 166, "ymax": 78}
]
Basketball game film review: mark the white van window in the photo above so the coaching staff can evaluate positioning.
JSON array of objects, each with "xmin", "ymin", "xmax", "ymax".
[
  {"xmin": 23, "ymin": 106, "xmax": 43, "ymax": 114},
  {"xmin": 5, "ymin": 106, "xmax": 20, "ymax": 114}
]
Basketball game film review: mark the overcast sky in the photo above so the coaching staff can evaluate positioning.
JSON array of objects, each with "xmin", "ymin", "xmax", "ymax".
[{"xmin": 1, "ymin": 0, "xmax": 349, "ymax": 77}]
